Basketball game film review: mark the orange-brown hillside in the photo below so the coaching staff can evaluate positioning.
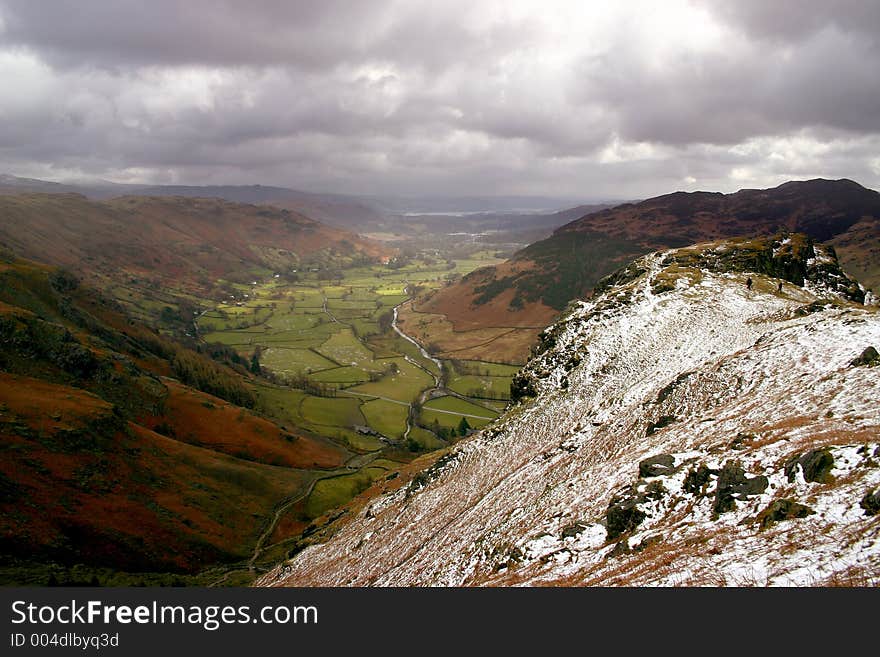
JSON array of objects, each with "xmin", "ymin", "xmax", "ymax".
[
  {"xmin": 0, "ymin": 373, "xmax": 316, "ymax": 573},
  {"xmin": 398, "ymin": 260, "xmax": 558, "ymax": 365},
  {"xmin": 0, "ymin": 253, "xmax": 350, "ymax": 581},
  {"xmin": 0, "ymin": 193, "xmax": 388, "ymax": 296}
]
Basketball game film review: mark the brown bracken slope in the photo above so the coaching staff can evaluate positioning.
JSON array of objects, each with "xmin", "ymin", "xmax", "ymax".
[
  {"xmin": 0, "ymin": 253, "xmax": 348, "ymax": 582},
  {"xmin": 0, "ymin": 193, "xmax": 388, "ymax": 297}
]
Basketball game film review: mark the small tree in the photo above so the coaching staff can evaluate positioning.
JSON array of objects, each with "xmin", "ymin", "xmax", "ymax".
[
  {"xmin": 250, "ymin": 346, "xmax": 262, "ymax": 375},
  {"xmin": 457, "ymin": 417, "xmax": 471, "ymax": 436}
]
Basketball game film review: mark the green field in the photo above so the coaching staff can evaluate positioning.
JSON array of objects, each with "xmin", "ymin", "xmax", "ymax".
[
  {"xmin": 260, "ymin": 347, "xmax": 337, "ymax": 376},
  {"xmin": 453, "ymin": 360, "xmax": 521, "ymax": 377},
  {"xmin": 420, "ymin": 395, "xmax": 498, "ymax": 430},
  {"xmin": 360, "ymin": 399, "xmax": 409, "ymax": 440},
  {"xmin": 447, "ymin": 374, "xmax": 509, "ymax": 399},
  {"xmin": 304, "ymin": 469, "xmax": 389, "ymax": 518},
  {"xmin": 444, "ymin": 359, "xmax": 517, "ymax": 401},
  {"xmin": 406, "ymin": 425, "xmax": 446, "ymax": 451},
  {"xmin": 308, "ymin": 365, "xmax": 370, "ymax": 386},
  {"xmin": 267, "ymin": 313, "xmax": 320, "ymax": 331},
  {"xmin": 348, "ymin": 358, "xmax": 433, "ymax": 402},
  {"xmin": 300, "ymin": 396, "xmax": 365, "ymax": 428},
  {"xmin": 316, "ymin": 328, "xmax": 377, "ymax": 369},
  {"xmin": 203, "ymin": 254, "xmax": 513, "ymax": 460}
]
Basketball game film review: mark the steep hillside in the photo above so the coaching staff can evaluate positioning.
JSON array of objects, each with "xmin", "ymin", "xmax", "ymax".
[
  {"xmin": 259, "ymin": 235, "xmax": 880, "ymax": 586},
  {"xmin": 0, "ymin": 174, "xmax": 390, "ymax": 227},
  {"xmin": 0, "ymin": 253, "xmax": 350, "ymax": 584},
  {"xmin": 0, "ymin": 193, "xmax": 387, "ymax": 314},
  {"xmin": 131, "ymin": 185, "xmax": 387, "ymax": 229},
  {"xmin": 420, "ymin": 179, "xmax": 880, "ymax": 361},
  {"xmin": 0, "ymin": 174, "xmax": 81, "ymax": 195}
]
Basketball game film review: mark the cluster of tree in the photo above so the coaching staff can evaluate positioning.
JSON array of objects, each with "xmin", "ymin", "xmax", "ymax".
[
  {"xmin": 171, "ymin": 349, "xmax": 256, "ymax": 408},
  {"xmin": 48, "ymin": 268, "xmax": 80, "ymax": 293},
  {"xmin": 463, "ymin": 388, "xmax": 510, "ymax": 401},
  {"xmin": 422, "ymin": 416, "xmax": 471, "ymax": 441},
  {"xmin": 197, "ymin": 341, "xmax": 244, "ymax": 366},
  {"xmin": 249, "ymin": 345, "xmax": 263, "ymax": 375},
  {"xmin": 156, "ymin": 298, "xmax": 199, "ymax": 335},
  {"xmin": 210, "ymin": 280, "xmax": 239, "ymax": 302},
  {"xmin": 385, "ymin": 255, "xmax": 411, "ymax": 270},
  {"xmin": 282, "ymin": 374, "xmax": 338, "ymax": 397},
  {"xmin": 377, "ymin": 310, "xmax": 394, "ymax": 333},
  {"xmin": 81, "ymin": 305, "xmax": 261, "ymax": 411},
  {"xmin": 365, "ymin": 361, "xmax": 399, "ymax": 383},
  {"xmin": 317, "ymin": 269, "xmax": 343, "ymax": 281}
]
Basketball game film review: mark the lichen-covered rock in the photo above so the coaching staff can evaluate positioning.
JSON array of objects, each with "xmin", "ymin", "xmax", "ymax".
[
  {"xmin": 644, "ymin": 480, "xmax": 667, "ymax": 501},
  {"xmin": 793, "ymin": 300, "xmax": 832, "ymax": 317},
  {"xmin": 561, "ymin": 522, "xmax": 588, "ymax": 539},
  {"xmin": 646, "ymin": 415, "xmax": 676, "ymax": 436},
  {"xmin": 683, "ymin": 464, "xmax": 717, "ymax": 495},
  {"xmin": 510, "ymin": 371, "xmax": 538, "ymax": 403},
  {"xmin": 639, "ymin": 454, "xmax": 676, "ymax": 478},
  {"xmin": 860, "ymin": 489, "xmax": 880, "ymax": 516},
  {"xmin": 606, "ymin": 486, "xmax": 648, "ymax": 541},
  {"xmin": 633, "ymin": 535, "xmax": 661, "ymax": 553},
  {"xmin": 655, "ymin": 372, "xmax": 691, "ymax": 404},
  {"xmin": 607, "ymin": 540, "xmax": 631, "ymax": 558},
  {"xmin": 729, "ymin": 433, "xmax": 755, "ymax": 450},
  {"xmin": 757, "ymin": 499, "xmax": 815, "ymax": 530},
  {"xmin": 714, "ymin": 461, "xmax": 769, "ymax": 514},
  {"xmin": 850, "ymin": 346, "xmax": 879, "ymax": 368},
  {"xmin": 784, "ymin": 448, "xmax": 834, "ymax": 484}
]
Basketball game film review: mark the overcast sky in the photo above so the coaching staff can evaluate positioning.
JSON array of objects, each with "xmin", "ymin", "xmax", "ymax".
[{"xmin": 1, "ymin": 0, "xmax": 878, "ymax": 199}]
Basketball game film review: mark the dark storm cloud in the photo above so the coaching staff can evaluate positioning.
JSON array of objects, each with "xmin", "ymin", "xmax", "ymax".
[
  {"xmin": 0, "ymin": 0, "xmax": 381, "ymax": 69},
  {"xmin": 0, "ymin": 0, "xmax": 526, "ymax": 73},
  {"xmin": 0, "ymin": 0, "xmax": 878, "ymax": 196}
]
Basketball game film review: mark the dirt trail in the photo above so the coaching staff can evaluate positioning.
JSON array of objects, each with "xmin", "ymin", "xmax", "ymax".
[{"xmin": 207, "ymin": 450, "xmax": 381, "ymax": 586}]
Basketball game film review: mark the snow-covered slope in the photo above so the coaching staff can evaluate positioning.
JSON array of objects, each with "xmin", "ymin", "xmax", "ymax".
[{"xmin": 260, "ymin": 236, "xmax": 880, "ymax": 586}]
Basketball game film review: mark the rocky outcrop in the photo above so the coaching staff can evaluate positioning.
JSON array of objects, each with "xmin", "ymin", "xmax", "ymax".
[
  {"xmin": 850, "ymin": 346, "xmax": 879, "ymax": 367},
  {"xmin": 784, "ymin": 449, "xmax": 835, "ymax": 484}
]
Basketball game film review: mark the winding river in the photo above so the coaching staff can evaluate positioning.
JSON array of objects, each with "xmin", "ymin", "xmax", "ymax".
[{"xmin": 391, "ymin": 300, "xmax": 446, "ymax": 439}]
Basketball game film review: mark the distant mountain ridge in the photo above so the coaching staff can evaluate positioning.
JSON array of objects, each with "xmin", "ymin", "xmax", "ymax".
[
  {"xmin": 417, "ymin": 178, "xmax": 880, "ymax": 361},
  {"xmin": 0, "ymin": 173, "xmax": 595, "ymax": 232}
]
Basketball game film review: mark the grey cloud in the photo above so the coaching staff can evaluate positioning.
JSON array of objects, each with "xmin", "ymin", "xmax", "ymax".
[
  {"xmin": 0, "ymin": 0, "xmax": 525, "ymax": 74},
  {"xmin": 0, "ymin": 1, "xmax": 878, "ymax": 197},
  {"xmin": 704, "ymin": 0, "xmax": 880, "ymax": 44},
  {"xmin": 575, "ymin": 21, "xmax": 880, "ymax": 147},
  {"xmin": 0, "ymin": 0, "xmax": 381, "ymax": 70}
]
